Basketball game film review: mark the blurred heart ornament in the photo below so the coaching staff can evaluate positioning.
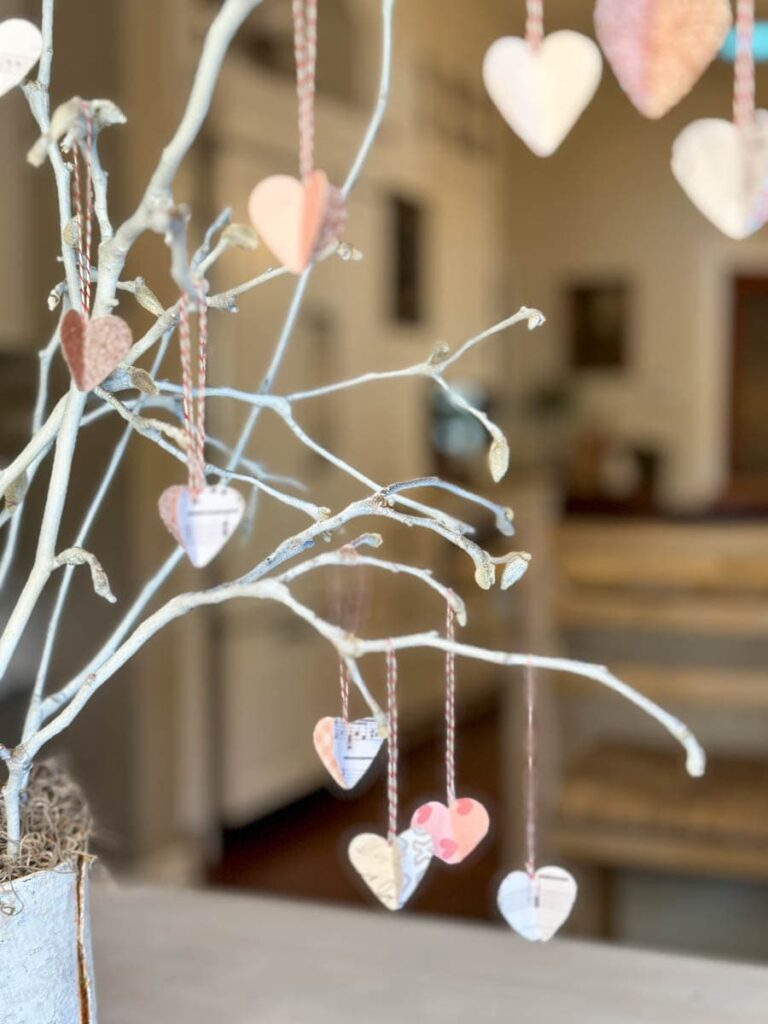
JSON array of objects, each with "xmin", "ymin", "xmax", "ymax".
[
  {"xmin": 60, "ymin": 310, "xmax": 133, "ymax": 392},
  {"xmin": 497, "ymin": 865, "xmax": 578, "ymax": 941},
  {"xmin": 248, "ymin": 170, "xmax": 346, "ymax": 274},
  {"xmin": 0, "ymin": 19, "xmax": 43, "ymax": 98},
  {"xmin": 671, "ymin": 112, "xmax": 768, "ymax": 238},
  {"xmin": 312, "ymin": 716, "xmax": 385, "ymax": 790},
  {"xmin": 158, "ymin": 484, "xmax": 245, "ymax": 568},
  {"xmin": 411, "ymin": 797, "xmax": 490, "ymax": 865},
  {"xmin": 483, "ymin": 31, "xmax": 602, "ymax": 157},
  {"xmin": 594, "ymin": 0, "xmax": 732, "ymax": 119},
  {"xmin": 348, "ymin": 829, "xmax": 433, "ymax": 911}
]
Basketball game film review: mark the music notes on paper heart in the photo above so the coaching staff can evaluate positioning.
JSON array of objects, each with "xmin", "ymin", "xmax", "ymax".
[
  {"xmin": 497, "ymin": 659, "xmax": 578, "ymax": 940},
  {"xmin": 159, "ymin": 484, "xmax": 245, "ymax": 568},
  {"xmin": 497, "ymin": 866, "xmax": 578, "ymax": 942},
  {"xmin": 313, "ymin": 716, "xmax": 385, "ymax": 790}
]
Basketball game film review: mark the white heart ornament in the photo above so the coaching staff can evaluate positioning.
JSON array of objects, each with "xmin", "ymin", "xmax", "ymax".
[
  {"xmin": 158, "ymin": 484, "xmax": 245, "ymax": 568},
  {"xmin": 0, "ymin": 19, "xmax": 42, "ymax": 99},
  {"xmin": 671, "ymin": 113, "xmax": 768, "ymax": 239},
  {"xmin": 497, "ymin": 866, "xmax": 577, "ymax": 941},
  {"xmin": 348, "ymin": 829, "xmax": 433, "ymax": 911},
  {"xmin": 483, "ymin": 31, "xmax": 602, "ymax": 157},
  {"xmin": 313, "ymin": 716, "xmax": 385, "ymax": 790}
]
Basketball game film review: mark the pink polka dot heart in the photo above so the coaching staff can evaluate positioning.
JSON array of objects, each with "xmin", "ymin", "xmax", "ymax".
[{"xmin": 411, "ymin": 797, "xmax": 490, "ymax": 865}]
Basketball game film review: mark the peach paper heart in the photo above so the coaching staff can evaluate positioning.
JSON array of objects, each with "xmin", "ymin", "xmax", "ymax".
[
  {"xmin": 411, "ymin": 797, "xmax": 490, "ymax": 865},
  {"xmin": 0, "ymin": 19, "xmax": 43, "ymax": 99},
  {"xmin": 248, "ymin": 169, "xmax": 346, "ymax": 274},
  {"xmin": 483, "ymin": 31, "xmax": 602, "ymax": 157},
  {"xmin": 313, "ymin": 716, "xmax": 385, "ymax": 790},
  {"xmin": 348, "ymin": 829, "xmax": 433, "ymax": 911},
  {"xmin": 672, "ymin": 112, "xmax": 768, "ymax": 239},
  {"xmin": 158, "ymin": 484, "xmax": 245, "ymax": 568},
  {"xmin": 595, "ymin": 0, "xmax": 732, "ymax": 119},
  {"xmin": 60, "ymin": 310, "xmax": 133, "ymax": 392}
]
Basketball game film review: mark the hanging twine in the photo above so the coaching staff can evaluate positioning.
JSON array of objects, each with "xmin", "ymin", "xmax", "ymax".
[
  {"xmin": 734, "ymin": 0, "xmax": 755, "ymax": 130},
  {"xmin": 526, "ymin": 0, "xmax": 544, "ymax": 51},
  {"xmin": 177, "ymin": 282, "xmax": 209, "ymax": 498},
  {"xmin": 339, "ymin": 658, "xmax": 350, "ymax": 721},
  {"xmin": 445, "ymin": 595, "xmax": 457, "ymax": 806},
  {"xmin": 330, "ymin": 548, "xmax": 369, "ymax": 722},
  {"xmin": 386, "ymin": 642, "xmax": 399, "ymax": 844},
  {"xmin": 292, "ymin": 0, "xmax": 318, "ymax": 181},
  {"xmin": 524, "ymin": 656, "xmax": 537, "ymax": 878},
  {"xmin": 71, "ymin": 101, "xmax": 94, "ymax": 317}
]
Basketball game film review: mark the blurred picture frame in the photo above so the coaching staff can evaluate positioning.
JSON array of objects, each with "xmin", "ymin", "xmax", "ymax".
[{"xmin": 568, "ymin": 279, "xmax": 629, "ymax": 370}]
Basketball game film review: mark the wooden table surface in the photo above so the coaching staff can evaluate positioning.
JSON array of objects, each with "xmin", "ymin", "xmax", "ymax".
[{"xmin": 93, "ymin": 885, "xmax": 768, "ymax": 1023}]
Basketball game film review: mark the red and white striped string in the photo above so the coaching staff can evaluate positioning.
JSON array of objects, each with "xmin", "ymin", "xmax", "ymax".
[
  {"xmin": 445, "ymin": 596, "xmax": 457, "ymax": 806},
  {"xmin": 71, "ymin": 101, "xmax": 94, "ymax": 317},
  {"xmin": 178, "ymin": 282, "xmax": 209, "ymax": 498},
  {"xmin": 526, "ymin": 0, "xmax": 544, "ymax": 51},
  {"xmin": 386, "ymin": 642, "xmax": 399, "ymax": 844},
  {"xmin": 524, "ymin": 657, "xmax": 537, "ymax": 878},
  {"xmin": 734, "ymin": 0, "xmax": 755, "ymax": 130},
  {"xmin": 292, "ymin": 0, "xmax": 318, "ymax": 181},
  {"xmin": 339, "ymin": 658, "xmax": 350, "ymax": 721}
]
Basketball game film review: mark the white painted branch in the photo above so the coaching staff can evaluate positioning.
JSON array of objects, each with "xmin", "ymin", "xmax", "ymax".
[
  {"xmin": 0, "ymin": 390, "xmax": 86, "ymax": 683},
  {"xmin": 20, "ymin": 578, "xmax": 705, "ymax": 780},
  {"xmin": 95, "ymin": 0, "xmax": 266, "ymax": 311},
  {"xmin": 276, "ymin": 544, "xmax": 469, "ymax": 625}
]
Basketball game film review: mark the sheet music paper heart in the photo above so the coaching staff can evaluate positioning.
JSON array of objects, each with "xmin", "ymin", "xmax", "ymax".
[
  {"xmin": 671, "ymin": 112, "xmax": 768, "ymax": 238},
  {"xmin": 594, "ymin": 0, "xmax": 732, "ymax": 119},
  {"xmin": 0, "ymin": 19, "xmax": 43, "ymax": 99},
  {"xmin": 248, "ymin": 169, "xmax": 346, "ymax": 274},
  {"xmin": 497, "ymin": 866, "xmax": 577, "ymax": 941},
  {"xmin": 411, "ymin": 797, "xmax": 490, "ymax": 865},
  {"xmin": 313, "ymin": 716, "xmax": 385, "ymax": 790},
  {"xmin": 483, "ymin": 31, "xmax": 602, "ymax": 157},
  {"xmin": 348, "ymin": 829, "xmax": 433, "ymax": 911},
  {"xmin": 60, "ymin": 310, "xmax": 133, "ymax": 392},
  {"xmin": 158, "ymin": 484, "xmax": 245, "ymax": 568}
]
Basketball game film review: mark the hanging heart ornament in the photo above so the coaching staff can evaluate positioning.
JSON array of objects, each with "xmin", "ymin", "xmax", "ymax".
[
  {"xmin": 671, "ymin": 112, "xmax": 768, "ymax": 239},
  {"xmin": 158, "ymin": 484, "xmax": 245, "ymax": 568},
  {"xmin": 0, "ymin": 19, "xmax": 43, "ymax": 98},
  {"xmin": 497, "ymin": 866, "xmax": 577, "ymax": 942},
  {"xmin": 411, "ymin": 798, "xmax": 490, "ymax": 865},
  {"xmin": 313, "ymin": 716, "xmax": 386, "ymax": 790},
  {"xmin": 483, "ymin": 31, "xmax": 602, "ymax": 157},
  {"xmin": 348, "ymin": 830, "xmax": 433, "ymax": 911},
  {"xmin": 248, "ymin": 169, "xmax": 346, "ymax": 274},
  {"xmin": 594, "ymin": 0, "xmax": 732, "ymax": 119},
  {"xmin": 60, "ymin": 310, "xmax": 133, "ymax": 392}
]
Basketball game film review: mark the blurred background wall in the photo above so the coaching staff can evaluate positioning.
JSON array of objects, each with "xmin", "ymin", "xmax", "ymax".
[{"xmin": 3, "ymin": 0, "xmax": 768, "ymax": 964}]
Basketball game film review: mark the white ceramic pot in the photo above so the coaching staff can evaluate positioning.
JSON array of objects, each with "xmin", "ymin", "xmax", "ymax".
[{"xmin": 0, "ymin": 859, "xmax": 96, "ymax": 1023}]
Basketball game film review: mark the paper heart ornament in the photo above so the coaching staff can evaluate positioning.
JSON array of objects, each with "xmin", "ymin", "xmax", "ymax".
[
  {"xmin": 248, "ymin": 169, "xmax": 347, "ymax": 274},
  {"xmin": 483, "ymin": 31, "xmax": 602, "ymax": 157},
  {"xmin": 672, "ymin": 113, "xmax": 768, "ymax": 239},
  {"xmin": 497, "ymin": 866, "xmax": 577, "ymax": 942},
  {"xmin": 411, "ymin": 797, "xmax": 490, "ymax": 865},
  {"xmin": 158, "ymin": 484, "xmax": 245, "ymax": 568},
  {"xmin": 0, "ymin": 19, "xmax": 43, "ymax": 99},
  {"xmin": 595, "ymin": 0, "xmax": 732, "ymax": 119},
  {"xmin": 348, "ymin": 829, "xmax": 433, "ymax": 911},
  {"xmin": 60, "ymin": 310, "xmax": 133, "ymax": 392},
  {"xmin": 313, "ymin": 716, "xmax": 385, "ymax": 790}
]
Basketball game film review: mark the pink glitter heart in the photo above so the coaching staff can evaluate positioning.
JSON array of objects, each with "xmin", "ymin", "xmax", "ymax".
[{"xmin": 60, "ymin": 310, "xmax": 132, "ymax": 392}]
